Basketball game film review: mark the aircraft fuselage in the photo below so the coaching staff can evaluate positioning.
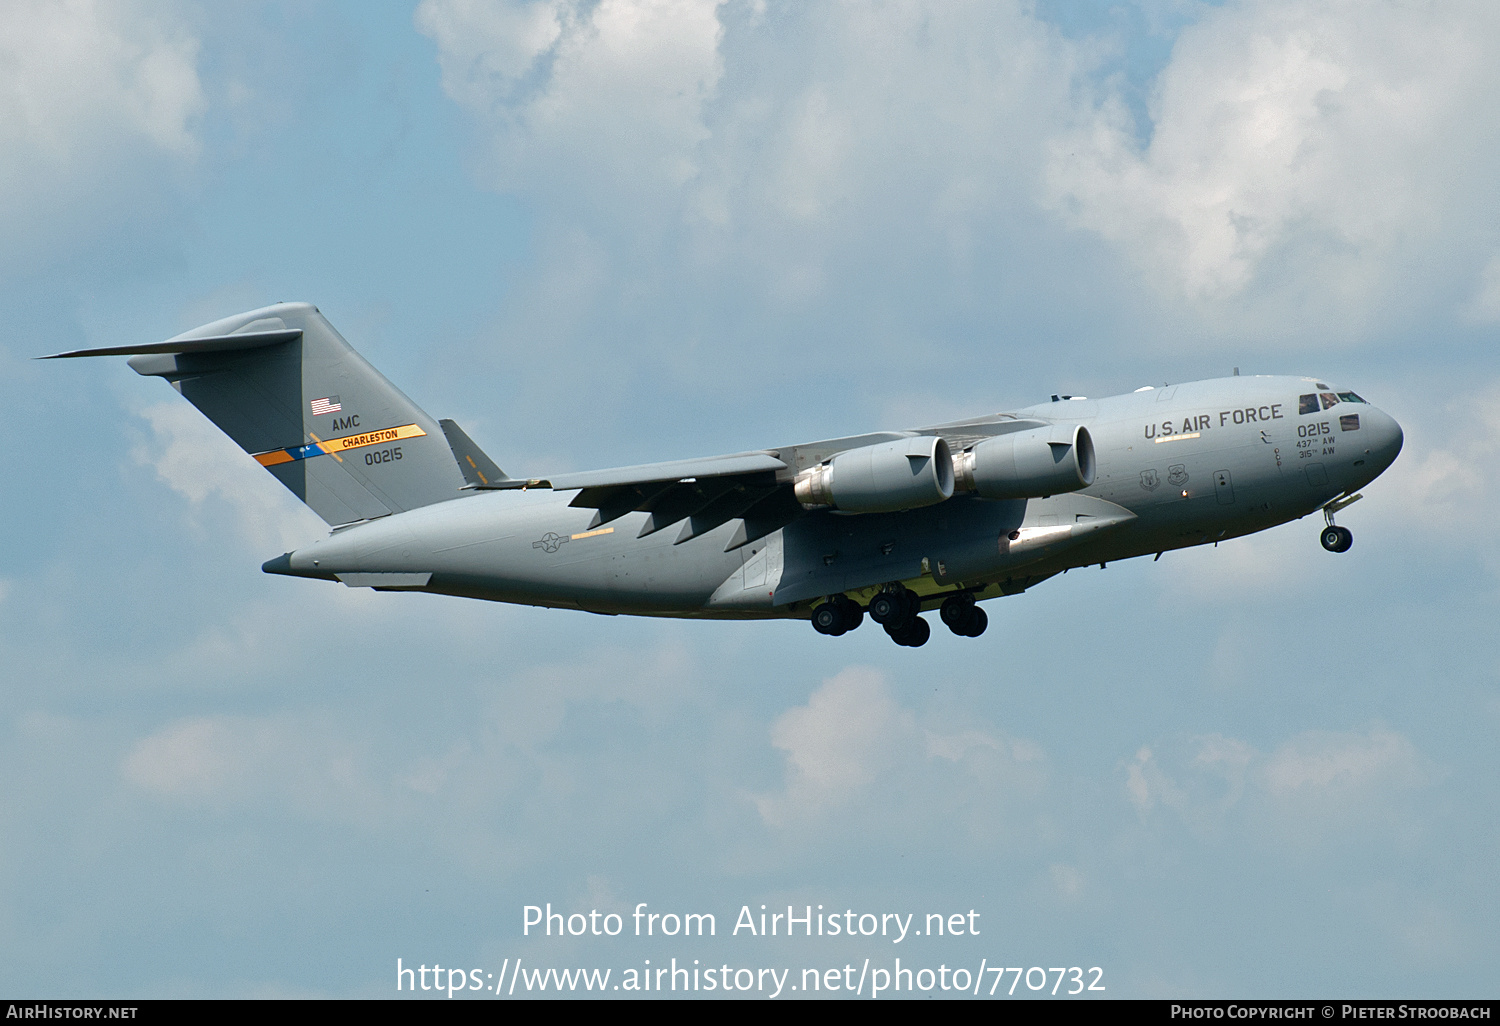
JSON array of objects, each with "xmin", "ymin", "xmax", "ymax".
[{"xmin": 272, "ymin": 375, "xmax": 1403, "ymax": 620}]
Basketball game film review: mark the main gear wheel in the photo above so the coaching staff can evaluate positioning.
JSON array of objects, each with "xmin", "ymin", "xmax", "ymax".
[
  {"xmin": 811, "ymin": 595, "xmax": 864, "ymax": 635},
  {"xmin": 886, "ymin": 615, "xmax": 931, "ymax": 647}
]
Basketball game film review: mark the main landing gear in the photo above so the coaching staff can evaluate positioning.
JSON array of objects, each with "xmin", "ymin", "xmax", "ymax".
[
  {"xmin": 939, "ymin": 592, "xmax": 988, "ymax": 638},
  {"xmin": 810, "ymin": 594, "xmax": 863, "ymax": 636},
  {"xmin": 870, "ymin": 585, "xmax": 930, "ymax": 647},
  {"xmin": 812, "ymin": 586, "xmax": 990, "ymax": 646},
  {"xmin": 1320, "ymin": 493, "xmax": 1360, "ymax": 553}
]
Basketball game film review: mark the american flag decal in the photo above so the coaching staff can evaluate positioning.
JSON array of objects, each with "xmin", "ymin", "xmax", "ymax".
[{"xmin": 310, "ymin": 396, "xmax": 342, "ymax": 416}]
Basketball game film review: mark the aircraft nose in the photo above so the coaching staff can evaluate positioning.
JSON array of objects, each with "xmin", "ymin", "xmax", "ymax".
[{"xmin": 1363, "ymin": 406, "xmax": 1404, "ymax": 474}]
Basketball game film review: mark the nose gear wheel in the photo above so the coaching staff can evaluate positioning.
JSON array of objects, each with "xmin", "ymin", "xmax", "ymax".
[
  {"xmin": 1320, "ymin": 525, "xmax": 1352, "ymax": 552},
  {"xmin": 1320, "ymin": 497, "xmax": 1356, "ymax": 553}
]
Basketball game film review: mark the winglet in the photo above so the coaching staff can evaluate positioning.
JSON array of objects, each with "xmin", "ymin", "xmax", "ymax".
[{"xmin": 439, "ymin": 419, "xmax": 509, "ymax": 488}]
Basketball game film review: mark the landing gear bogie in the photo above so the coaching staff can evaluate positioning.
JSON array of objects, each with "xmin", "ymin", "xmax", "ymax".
[
  {"xmin": 940, "ymin": 592, "xmax": 988, "ymax": 637},
  {"xmin": 811, "ymin": 603, "xmax": 844, "ymax": 635},
  {"xmin": 869, "ymin": 584, "xmax": 932, "ymax": 646},
  {"xmin": 886, "ymin": 615, "xmax": 931, "ymax": 647},
  {"xmin": 869, "ymin": 587, "xmax": 918, "ymax": 626},
  {"xmin": 811, "ymin": 594, "xmax": 864, "ymax": 635},
  {"xmin": 939, "ymin": 592, "xmax": 973, "ymax": 628},
  {"xmin": 814, "ymin": 586, "xmax": 985, "ymax": 645}
]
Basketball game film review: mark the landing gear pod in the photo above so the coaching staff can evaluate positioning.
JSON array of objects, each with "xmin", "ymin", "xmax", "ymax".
[
  {"xmin": 953, "ymin": 424, "xmax": 1095, "ymax": 500},
  {"xmin": 794, "ymin": 436, "xmax": 955, "ymax": 513}
]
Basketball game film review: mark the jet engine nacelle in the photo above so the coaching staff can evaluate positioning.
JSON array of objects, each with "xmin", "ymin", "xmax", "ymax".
[
  {"xmin": 952, "ymin": 424, "xmax": 1095, "ymax": 499},
  {"xmin": 794, "ymin": 436, "xmax": 955, "ymax": 513}
]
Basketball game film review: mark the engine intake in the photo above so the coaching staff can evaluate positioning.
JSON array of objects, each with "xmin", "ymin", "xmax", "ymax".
[
  {"xmin": 953, "ymin": 424, "xmax": 1094, "ymax": 499},
  {"xmin": 795, "ymin": 436, "xmax": 955, "ymax": 512}
]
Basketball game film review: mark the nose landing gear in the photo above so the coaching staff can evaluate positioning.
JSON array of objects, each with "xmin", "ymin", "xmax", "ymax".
[
  {"xmin": 1320, "ymin": 525, "xmax": 1352, "ymax": 552},
  {"xmin": 1320, "ymin": 494, "xmax": 1359, "ymax": 553}
]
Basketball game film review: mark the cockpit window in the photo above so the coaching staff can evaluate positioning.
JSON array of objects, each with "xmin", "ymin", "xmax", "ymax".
[
  {"xmin": 1299, "ymin": 393, "xmax": 1319, "ymax": 415},
  {"xmin": 1340, "ymin": 414, "xmax": 1360, "ymax": 431},
  {"xmin": 1319, "ymin": 392, "xmax": 1340, "ymax": 411},
  {"xmin": 1336, "ymin": 391, "xmax": 1366, "ymax": 403}
]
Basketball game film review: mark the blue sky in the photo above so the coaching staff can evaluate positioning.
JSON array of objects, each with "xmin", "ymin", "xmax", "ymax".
[{"xmin": 1, "ymin": 0, "xmax": 1497, "ymax": 998}]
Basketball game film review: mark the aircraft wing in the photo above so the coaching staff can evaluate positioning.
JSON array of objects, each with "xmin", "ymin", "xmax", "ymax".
[
  {"xmin": 483, "ymin": 451, "xmax": 796, "ymax": 549},
  {"xmin": 544, "ymin": 452, "xmax": 787, "ymax": 490},
  {"xmin": 487, "ymin": 415, "xmax": 1062, "ymax": 551}
]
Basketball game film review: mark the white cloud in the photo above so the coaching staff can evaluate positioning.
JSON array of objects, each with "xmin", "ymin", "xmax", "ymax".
[
  {"xmin": 1383, "ymin": 388, "xmax": 1500, "ymax": 521},
  {"xmin": 1152, "ymin": 518, "xmax": 1312, "ymax": 599},
  {"xmin": 417, "ymin": 0, "xmax": 726, "ymax": 201},
  {"xmin": 421, "ymin": 0, "xmax": 1500, "ymax": 340},
  {"xmin": 140, "ymin": 589, "xmax": 406, "ymax": 691},
  {"xmin": 1261, "ymin": 726, "xmax": 1421, "ymax": 794},
  {"xmin": 1356, "ymin": 377, "xmax": 1500, "ymax": 579},
  {"xmin": 131, "ymin": 401, "xmax": 322, "ymax": 552},
  {"xmin": 1126, "ymin": 724, "xmax": 1435, "ymax": 847},
  {"xmin": 1046, "ymin": 0, "xmax": 1500, "ymax": 330},
  {"xmin": 1363, "ymin": 887, "xmax": 1479, "ymax": 966},
  {"xmin": 122, "ymin": 714, "xmax": 381, "ymax": 820},
  {"xmin": 415, "ymin": 0, "xmax": 566, "ymax": 109},
  {"xmin": 755, "ymin": 666, "xmax": 1047, "ymax": 832},
  {"xmin": 417, "ymin": 0, "xmax": 1077, "ymax": 299},
  {"xmin": 123, "ymin": 716, "xmax": 248, "ymax": 798},
  {"xmin": 106, "ymin": 633, "xmax": 713, "ymax": 875},
  {"xmin": 756, "ymin": 666, "xmax": 910, "ymax": 823},
  {"xmin": 480, "ymin": 638, "xmax": 699, "ymax": 747},
  {"xmin": 1048, "ymin": 862, "xmax": 1085, "ymax": 902},
  {"xmin": 1463, "ymin": 254, "xmax": 1500, "ymax": 324},
  {"xmin": 1126, "ymin": 736, "xmax": 1254, "ymax": 831},
  {"xmin": 0, "ymin": 0, "xmax": 204, "ymax": 214}
]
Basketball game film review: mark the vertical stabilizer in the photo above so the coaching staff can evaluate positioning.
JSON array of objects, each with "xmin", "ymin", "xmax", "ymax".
[{"xmin": 49, "ymin": 303, "xmax": 468, "ymax": 525}]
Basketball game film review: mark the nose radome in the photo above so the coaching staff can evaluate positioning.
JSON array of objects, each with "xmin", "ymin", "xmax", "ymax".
[{"xmin": 1367, "ymin": 407, "xmax": 1404, "ymax": 471}]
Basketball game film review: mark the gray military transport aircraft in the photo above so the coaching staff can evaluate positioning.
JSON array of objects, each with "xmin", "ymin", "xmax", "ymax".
[{"xmin": 49, "ymin": 303, "xmax": 1403, "ymax": 647}]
